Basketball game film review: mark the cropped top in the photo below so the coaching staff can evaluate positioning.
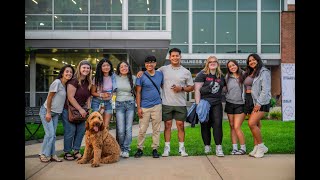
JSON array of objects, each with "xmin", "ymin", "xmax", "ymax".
[{"xmin": 244, "ymin": 76, "xmax": 254, "ymax": 90}]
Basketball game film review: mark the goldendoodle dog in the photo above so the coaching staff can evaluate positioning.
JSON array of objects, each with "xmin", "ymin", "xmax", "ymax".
[{"xmin": 77, "ymin": 111, "xmax": 120, "ymax": 167}]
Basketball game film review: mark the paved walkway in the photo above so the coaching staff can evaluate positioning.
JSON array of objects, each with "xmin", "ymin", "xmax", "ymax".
[{"xmin": 25, "ymin": 120, "xmax": 295, "ymax": 180}]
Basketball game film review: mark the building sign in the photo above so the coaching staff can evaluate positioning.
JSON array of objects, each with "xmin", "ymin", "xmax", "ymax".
[
  {"xmin": 180, "ymin": 59, "xmax": 205, "ymax": 65},
  {"xmin": 176, "ymin": 59, "xmax": 279, "ymax": 66},
  {"xmin": 281, "ymin": 63, "xmax": 295, "ymax": 121}
]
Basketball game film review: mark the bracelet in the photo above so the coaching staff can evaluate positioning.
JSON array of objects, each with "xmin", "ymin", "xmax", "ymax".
[{"xmin": 99, "ymin": 93, "xmax": 102, "ymax": 98}]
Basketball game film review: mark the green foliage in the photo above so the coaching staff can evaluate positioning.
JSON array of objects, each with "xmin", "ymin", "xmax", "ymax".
[
  {"xmin": 269, "ymin": 111, "xmax": 282, "ymax": 120},
  {"xmin": 268, "ymin": 106, "xmax": 282, "ymax": 120},
  {"xmin": 270, "ymin": 97, "xmax": 277, "ymax": 108}
]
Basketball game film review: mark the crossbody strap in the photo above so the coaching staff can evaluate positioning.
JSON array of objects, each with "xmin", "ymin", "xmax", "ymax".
[{"xmin": 144, "ymin": 72, "xmax": 162, "ymax": 100}]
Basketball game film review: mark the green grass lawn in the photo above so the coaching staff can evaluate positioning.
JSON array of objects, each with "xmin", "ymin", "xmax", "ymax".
[
  {"xmin": 26, "ymin": 120, "xmax": 295, "ymax": 156},
  {"xmin": 25, "ymin": 122, "xmax": 64, "ymax": 141},
  {"xmin": 128, "ymin": 120, "xmax": 295, "ymax": 156}
]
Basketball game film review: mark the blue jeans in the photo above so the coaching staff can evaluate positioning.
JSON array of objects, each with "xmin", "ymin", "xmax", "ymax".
[
  {"xmin": 116, "ymin": 100, "xmax": 135, "ymax": 153},
  {"xmin": 39, "ymin": 105, "xmax": 60, "ymax": 157},
  {"xmin": 61, "ymin": 108, "xmax": 85, "ymax": 153}
]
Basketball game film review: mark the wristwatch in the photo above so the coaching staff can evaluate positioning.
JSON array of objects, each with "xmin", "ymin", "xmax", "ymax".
[{"xmin": 181, "ymin": 87, "xmax": 184, "ymax": 91}]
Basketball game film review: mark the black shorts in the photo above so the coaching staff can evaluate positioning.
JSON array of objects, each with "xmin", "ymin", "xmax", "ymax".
[
  {"xmin": 244, "ymin": 93, "xmax": 270, "ymax": 114},
  {"xmin": 224, "ymin": 101, "xmax": 244, "ymax": 114}
]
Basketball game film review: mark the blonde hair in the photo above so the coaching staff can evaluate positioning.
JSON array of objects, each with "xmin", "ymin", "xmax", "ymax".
[
  {"xmin": 202, "ymin": 56, "xmax": 223, "ymax": 78},
  {"xmin": 74, "ymin": 60, "xmax": 92, "ymax": 90}
]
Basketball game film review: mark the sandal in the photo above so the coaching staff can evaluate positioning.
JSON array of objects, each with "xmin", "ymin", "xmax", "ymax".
[
  {"xmin": 230, "ymin": 149, "xmax": 238, "ymax": 155},
  {"xmin": 235, "ymin": 149, "xmax": 246, "ymax": 155},
  {"xmin": 64, "ymin": 152, "xmax": 75, "ymax": 161},
  {"xmin": 50, "ymin": 155, "xmax": 62, "ymax": 162},
  {"xmin": 39, "ymin": 154, "xmax": 50, "ymax": 163},
  {"xmin": 73, "ymin": 151, "xmax": 82, "ymax": 159}
]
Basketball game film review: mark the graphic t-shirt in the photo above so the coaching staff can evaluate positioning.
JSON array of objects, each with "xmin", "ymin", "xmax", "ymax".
[{"xmin": 194, "ymin": 70, "xmax": 225, "ymax": 105}]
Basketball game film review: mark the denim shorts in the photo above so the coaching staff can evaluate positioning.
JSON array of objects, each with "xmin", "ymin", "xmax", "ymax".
[{"xmin": 91, "ymin": 97, "xmax": 113, "ymax": 114}]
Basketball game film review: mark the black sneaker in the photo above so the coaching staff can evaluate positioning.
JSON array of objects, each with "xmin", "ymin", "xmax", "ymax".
[
  {"xmin": 134, "ymin": 149, "xmax": 143, "ymax": 158},
  {"xmin": 152, "ymin": 149, "xmax": 160, "ymax": 158}
]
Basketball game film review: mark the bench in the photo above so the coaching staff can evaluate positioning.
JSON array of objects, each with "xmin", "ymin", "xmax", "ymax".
[{"xmin": 25, "ymin": 106, "xmax": 42, "ymax": 142}]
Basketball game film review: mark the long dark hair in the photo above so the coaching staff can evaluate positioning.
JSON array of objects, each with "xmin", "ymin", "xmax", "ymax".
[
  {"xmin": 226, "ymin": 60, "xmax": 244, "ymax": 84},
  {"xmin": 94, "ymin": 58, "xmax": 114, "ymax": 88},
  {"xmin": 56, "ymin": 64, "xmax": 74, "ymax": 80},
  {"xmin": 244, "ymin": 53, "xmax": 264, "ymax": 78},
  {"xmin": 116, "ymin": 61, "xmax": 136, "ymax": 97}
]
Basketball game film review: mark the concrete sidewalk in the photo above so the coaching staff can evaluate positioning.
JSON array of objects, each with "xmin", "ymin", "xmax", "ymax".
[{"xmin": 25, "ymin": 121, "xmax": 295, "ymax": 180}]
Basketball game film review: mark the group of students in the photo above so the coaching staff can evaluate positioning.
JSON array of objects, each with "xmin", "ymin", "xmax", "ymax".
[
  {"xmin": 38, "ymin": 58, "xmax": 138, "ymax": 162},
  {"xmin": 194, "ymin": 54, "xmax": 271, "ymax": 158},
  {"xmin": 37, "ymin": 47, "xmax": 271, "ymax": 163}
]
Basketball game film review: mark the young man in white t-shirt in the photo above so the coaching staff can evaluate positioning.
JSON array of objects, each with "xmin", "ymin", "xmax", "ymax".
[{"xmin": 158, "ymin": 48, "xmax": 194, "ymax": 157}]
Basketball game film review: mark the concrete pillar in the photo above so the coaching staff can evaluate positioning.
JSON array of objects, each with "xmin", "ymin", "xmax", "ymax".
[{"xmin": 29, "ymin": 51, "xmax": 36, "ymax": 107}]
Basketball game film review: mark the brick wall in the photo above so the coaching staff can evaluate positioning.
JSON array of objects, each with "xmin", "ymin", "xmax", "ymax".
[
  {"xmin": 281, "ymin": 8, "xmax": 295, "ymax": 63},
  {"xmin": 271, "ymin": 5, "xmax": 295, "ymax": 103}
]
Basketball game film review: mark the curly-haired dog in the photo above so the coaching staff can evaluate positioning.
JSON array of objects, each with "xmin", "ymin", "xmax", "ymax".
[{"xmin": 77, "ymin": 111, "xmax": 120, "ymax": 167}]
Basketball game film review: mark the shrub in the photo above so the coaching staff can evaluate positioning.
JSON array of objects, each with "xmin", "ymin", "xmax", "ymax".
[
  {"xmin": 270, "ymin": 97, "xmax": 277, "ymax": 108},
  {"xmin": 268, "ymin": 106, "xmax": 282, "ymax": 120}
]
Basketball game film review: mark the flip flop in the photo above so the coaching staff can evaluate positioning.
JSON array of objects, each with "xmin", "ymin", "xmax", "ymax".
[
  {"xmin": 50, "ymin": 155, "xmax": 62, "ymax": 162},
  {"xmin": 39, "ymin": 154, "xmax": 50, "ymax": 163}
]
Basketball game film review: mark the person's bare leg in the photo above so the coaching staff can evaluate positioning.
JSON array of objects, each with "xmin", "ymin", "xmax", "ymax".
[
  {"xmin": 176, "ymin": 120, "xmax": 185, "ymax": 142},
  {"xmin": 234, "ymin": 113, "xmax": 246, "ymax": 145},
  {"xmin": 164, "ymin": 120, "xmax": 172, "ymax": 142},
  {"xmin": 227, "ymin": 114, "xmax": 238, "ymax": 144},
  {"xmin": 248, "ymin": 112, "xmax": 265, "ymax": 144}
]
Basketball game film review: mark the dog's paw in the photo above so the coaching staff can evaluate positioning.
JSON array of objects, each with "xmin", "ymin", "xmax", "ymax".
[
  {"xmin": 89, "ymin": 158, "xmax": 94, "ymax": 163},
  {"xmin": 77, "ymin": 159, "xmax": 87, "ymax": 164},
  {"xmin": 91, "ymin": 162, "xmax": 100, "ymax": 167}
]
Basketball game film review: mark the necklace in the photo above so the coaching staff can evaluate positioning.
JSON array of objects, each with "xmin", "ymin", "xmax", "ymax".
[{"xmin": 171, "ymin": 65, "xmax": 181, "ymax": 70}]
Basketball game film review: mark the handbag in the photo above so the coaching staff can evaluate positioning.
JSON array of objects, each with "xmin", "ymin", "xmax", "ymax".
[
  {"xmin": 67, "ymin": 100, "xmax": 89, "ymax": 123},
  {"xmin": 186, "ymin": 103, "xmax": 198, "ymax": 127}
]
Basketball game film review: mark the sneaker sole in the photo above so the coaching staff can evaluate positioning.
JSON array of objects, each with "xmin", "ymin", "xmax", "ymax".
[{"xmin": 162, "ymin": 152, "xmax": 170, "ymax": 157}]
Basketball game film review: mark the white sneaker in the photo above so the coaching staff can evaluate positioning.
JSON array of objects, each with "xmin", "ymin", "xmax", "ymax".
[
  {"xmin": 162, "ymin": 146, "xmax": 170, "ymax": 157},
  {"xmin": 120, "ymin": 151, "xmax": 123, "ymax": 157},
  {"xmin": 179, "ymin": 146, "xmax": 188, "ymax": 157},
  {"xmin": 254, "ymin": 146, "xmax": 265, "ymax": 158},
  {"xmin": 215, "ymin": 145, "xmax": 224, "ymax": 157},
  {"xmin": 261, "ymin": 144, "xmax": 268, "ymax": 153},
  {"xmin": 249, "ymin": 146, "xmax": 258, "ymax": 157},
  {"xmin": 204, "ymin": 145, "xmax": 211, "ymax": 154},
  {"xmin": 254, "ymin": 144, "xmax": 268, "ymax": 158},
  {"xmin": 122, "ymin": 152, "xmax": 129, "ymax": 158},
  {"xmin": 250, "ymin": 145, "xmax": 268, "ymax": 157}
]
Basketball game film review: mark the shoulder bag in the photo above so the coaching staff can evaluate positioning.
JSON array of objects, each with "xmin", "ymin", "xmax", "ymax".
[
  {"xmin": 144, "ymin": 72, "xmax": 162, "ymax": 100},
  {"xmin": 67, "ymin": 100, "xmax": 89, "ymax": 123}
]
